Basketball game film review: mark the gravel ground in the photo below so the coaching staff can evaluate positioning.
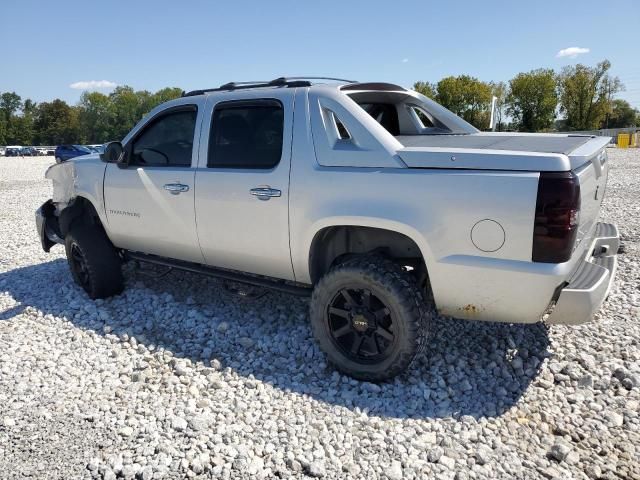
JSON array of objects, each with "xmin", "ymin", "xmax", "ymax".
[{"xmin": 0, "ymin": 152, "xmax": 638, "ymax": 480}]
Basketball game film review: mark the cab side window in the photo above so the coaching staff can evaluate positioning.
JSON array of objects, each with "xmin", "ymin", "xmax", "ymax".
[
  {"xmin": 208, "ymin": 100, "xmax": 283, "ymax": 169},
  {"xmin": 131, "ymin": 107, "xmax": 197, "ymax": 167}
]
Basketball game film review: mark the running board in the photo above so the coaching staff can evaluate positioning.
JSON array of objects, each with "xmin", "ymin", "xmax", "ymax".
[{"xmin": 124, "ymin": 252, "xmax": 313, "ymax": 297}]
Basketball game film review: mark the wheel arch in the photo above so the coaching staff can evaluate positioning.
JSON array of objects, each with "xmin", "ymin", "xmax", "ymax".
[
  {"xmin": 307, "ymin": 221, "xmax": 434, "ymax": 289},
  {"xmin": 59, "ymin": 195, "xmax": 105, "ymax": 237}
]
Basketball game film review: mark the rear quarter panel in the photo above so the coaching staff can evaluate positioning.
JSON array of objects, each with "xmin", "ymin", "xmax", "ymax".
[
  {"xmin": 289, "ymin": 164, "xmax": 549, "ymax": 322},
  {"xmin": 290, "ymin": 89, "xmax": 557, "ymax": 322}
]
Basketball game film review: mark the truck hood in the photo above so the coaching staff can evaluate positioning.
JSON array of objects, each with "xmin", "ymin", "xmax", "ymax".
[{"xmin": 396, "ymin": 133, "xmax": 611, "ymax": 172}]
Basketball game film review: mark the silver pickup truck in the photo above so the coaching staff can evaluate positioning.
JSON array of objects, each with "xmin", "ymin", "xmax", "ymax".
[{"xmin": 36, "ymin": 77, "xmax": 619, "ymax": 381}]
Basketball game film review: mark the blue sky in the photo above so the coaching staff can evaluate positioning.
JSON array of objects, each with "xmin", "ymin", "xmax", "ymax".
[{"xmin": 2, "ymin": 0, "xmax": 639, "ymax": 108}]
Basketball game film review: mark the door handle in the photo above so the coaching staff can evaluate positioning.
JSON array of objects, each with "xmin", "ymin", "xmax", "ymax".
[
  {"xmin": 163, "ymin": 183, "xmax": 190, "ymax": 195},
  {"xmin": 250, "ymin": 187, "xmax": 281, "ymax": 200}
]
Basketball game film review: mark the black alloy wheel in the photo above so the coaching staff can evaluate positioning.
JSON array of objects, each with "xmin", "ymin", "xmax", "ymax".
[
  {"xmin": 327, "ymin": 287, "xmax": 396, "ymax": 364},
  {"xmin": 69, "ymin": 243, "xmax": 90, "ymax": 289}
]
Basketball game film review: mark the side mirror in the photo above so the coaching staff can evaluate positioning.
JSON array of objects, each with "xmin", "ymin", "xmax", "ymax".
[{"xmin": 100, "ymin": 141, "xmax": 127, "ymax": 167}]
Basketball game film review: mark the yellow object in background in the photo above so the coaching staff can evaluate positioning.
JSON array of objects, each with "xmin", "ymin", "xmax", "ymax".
[{"xmin": 618, "ymin": 133, "xmax": 630, "ymax": 148}]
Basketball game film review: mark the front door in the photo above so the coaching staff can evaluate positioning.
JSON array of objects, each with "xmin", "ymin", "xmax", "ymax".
[
  {"xmin": 104, "ymin": 102, "xmax": 205, "ymax": 264},
  {"xmin": 194, "ymin": 91, "xmax": 295, "ymax": 280}
]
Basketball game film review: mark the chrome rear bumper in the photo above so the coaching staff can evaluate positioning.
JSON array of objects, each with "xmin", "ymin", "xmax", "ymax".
[{"xmin": 547, "ymin": 222, "xmax": 619, "ymax": 325}]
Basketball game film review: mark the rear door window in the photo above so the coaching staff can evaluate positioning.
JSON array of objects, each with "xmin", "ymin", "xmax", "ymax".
[{"xmin": 208, "ymin": 100, "xmax": 283, "ymax": 169}]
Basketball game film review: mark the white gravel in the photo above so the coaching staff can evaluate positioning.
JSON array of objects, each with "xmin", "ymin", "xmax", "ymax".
[{"xmin": 0, "ymin": 152, "xmax": 638, "ymax": 480}]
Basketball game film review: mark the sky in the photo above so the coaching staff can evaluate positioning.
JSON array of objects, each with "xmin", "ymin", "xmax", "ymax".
[{"xmin": 1, "ymin": 0, "xmax": 639, "ymax": 108}]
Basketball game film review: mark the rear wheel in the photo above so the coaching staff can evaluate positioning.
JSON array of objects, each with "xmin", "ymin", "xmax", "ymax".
[
  {"xmin": 310, "ymin": 255, "xmax": 430, "ymax": 381},
  {"xmin": 65, "ymin": 225, "xmax": 124, "ymax": 299}
]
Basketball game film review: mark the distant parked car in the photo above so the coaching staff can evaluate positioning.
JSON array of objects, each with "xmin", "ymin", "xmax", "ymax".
[
  {"xmin": 86, "ymin": 144, "xmax": 105, "ymax": 154},
  {"xmin": 22, "ymin": 147, "xmax": 39, "ymax": 156},
  {"xmin": 36, "ymin": 148, "xmax": 49, "ymax": 156},
  {"xmin": 5, "ymin": 146, "xmax": 22, "ymax": 157},
  {"xmin": 54, "ymin": 145, "xmax": 92, "ymax": 163}
]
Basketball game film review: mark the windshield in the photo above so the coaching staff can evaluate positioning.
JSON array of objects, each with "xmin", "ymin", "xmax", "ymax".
[{"xmin": 74, "ymin": 145, "xmax": 92, "ymax": 153}]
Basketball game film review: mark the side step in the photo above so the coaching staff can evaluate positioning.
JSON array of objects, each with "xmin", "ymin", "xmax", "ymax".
[{"xmin": 125, "ymin": 251, "xmax": 313, "ymax": 297}]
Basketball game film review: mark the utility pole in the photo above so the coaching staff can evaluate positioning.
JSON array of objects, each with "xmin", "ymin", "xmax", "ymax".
[{"xmin": 489, "ymin": 96, "xmax": 498, "ymax": 131}]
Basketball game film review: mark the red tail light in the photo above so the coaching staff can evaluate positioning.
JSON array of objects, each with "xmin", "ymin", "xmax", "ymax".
[{"xmin": 532, "ymin": 172, "xmax": 581, "ymax": 263}]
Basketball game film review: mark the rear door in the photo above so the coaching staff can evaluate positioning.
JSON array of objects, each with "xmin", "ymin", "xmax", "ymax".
[
  {"xmin": 104, "ymin": 101, "xmax": 205, "ymax": 263},
  {"xmin": 194, "ymin": 90, "xmax": 295, "ymax": 280}
]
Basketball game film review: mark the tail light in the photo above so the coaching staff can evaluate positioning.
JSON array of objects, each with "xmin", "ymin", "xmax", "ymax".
[{"xmin": 532, "ymin": 172, "xmax": 581, "ymax": 263}]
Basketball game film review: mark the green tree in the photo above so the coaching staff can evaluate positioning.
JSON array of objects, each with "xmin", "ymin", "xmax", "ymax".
[
  {"xmin": 558, "ymin": 59, "xmax": 623, "ymax": 130},
  {"xmin": 74, "ymin": 86, "xmax": 184, "ymax": 143},
  {"xmin": 604, "ymin": 99, "xmax": 638, "ymax": 128},
  {"xmin": 19, "ymin": 98, "xmax": 37, "ymax": 144},
  {"xmin": 23, "ymin": 99, "xmax": 37, "ymax": 116},
  {"xmin": 413, "ymin": 81, "xmax": 437, "ymax": 99},
  {"xmin": 152, "ymin": 87, "xmax": 183, "ymax": 105},
  {"xmin": 506, "ymin": 69, "xmax": 557, "ymax": 132},
  {"xmin": 107, "ymin": 86, "xmax": 142, "ymax": 140},
  {"xmin": 7, "ymin": 116, "xmax": 35, "ymax": 144},
  {"xmin": 135, "ymin": 90, "xmax": 155, "ymax": 119},
  {"xmin": 78, "ymin": 91, "xmax": 112, "ymax": 143},
  {"xmin": 434, "ymin": 75, "xmax": 493, "ymax": 129},
  {"xmin": 0, "ymin": 92, "xmax": 22, "ymax": 121},
  {"xmin": 0, "ymin": 92, "xmax": 25, "ymax": 143},
  {"xmin": 134, "ymin": 87, "xmax": 183, "ymax": 121},
  {"xmin": 104, "ymin": 86, "xmax": 185, "ymax": 140},
  {"xmin": 33, "ymin": 99, "xmax": 80, "ymax": 144}
]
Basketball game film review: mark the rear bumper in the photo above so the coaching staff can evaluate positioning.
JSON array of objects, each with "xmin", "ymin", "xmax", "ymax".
[
  {"xmin": 547, "ymin": 222, "xmax": 619, "ymax": 325},
  {"xmin": 35, "ymin": 199, "xmax": 63, "ymax": 252}
]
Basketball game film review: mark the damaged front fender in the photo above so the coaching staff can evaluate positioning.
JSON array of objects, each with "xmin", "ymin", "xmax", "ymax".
[
  {"xmin": 35, "ymin": 199, "xmax": 63, "ymax": 252},
  {"xmin": 38, "ymin": 156, "xmax": 109, "ymax": 252},
  {"xmin": 45, "ymin": 160, "xmax": 78, "ymax": 209}
]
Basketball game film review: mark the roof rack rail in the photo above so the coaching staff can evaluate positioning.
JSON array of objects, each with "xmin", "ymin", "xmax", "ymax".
[
  {"xmin": 272, "ymin": 76, "xmax": 357, "ymax": 84},
  {"xmin": 182, "ymin": 76, "xmax": 357, "ymax": 97}
]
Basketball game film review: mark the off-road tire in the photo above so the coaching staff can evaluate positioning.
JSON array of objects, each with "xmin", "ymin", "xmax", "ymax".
[
  {"xmin": 65, "ymin": 225, "xmax": 124, "ymax": 299},
  {"xmin": 310, "ymin": 255, "xmax": 430, "ymax": 382}
]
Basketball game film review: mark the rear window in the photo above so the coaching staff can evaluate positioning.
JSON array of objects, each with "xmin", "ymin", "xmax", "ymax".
[{"xmin": 357, "ymin": 103, "xmax": 400, "ymax": 135}]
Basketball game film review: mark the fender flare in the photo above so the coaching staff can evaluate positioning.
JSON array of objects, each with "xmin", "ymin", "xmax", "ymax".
[
  {"xmin": 303, "ymin": 216, "xmax": 436, "ymax": 284},
  {"xmin": 58, "ymin": 196, "xmax": 101, "ymax": 237}
]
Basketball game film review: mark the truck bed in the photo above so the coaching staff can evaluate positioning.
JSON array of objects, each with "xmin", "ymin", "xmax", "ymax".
[{"xmin": 395, "ymin": 133, "xmax": 593, "ymax": 155}]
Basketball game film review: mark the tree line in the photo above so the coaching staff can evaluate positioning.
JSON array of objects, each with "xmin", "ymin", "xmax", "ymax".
[
  {"xmin": 414, "ymin": 59, "xmax": 638, "ymax": 132},
  {"xmin": 1, "ymin": 59, "xmax": 638, "ymax": 146},
  {"xmin": 0, "ymin": 86, "xmax": 183, "ymax": 145}
]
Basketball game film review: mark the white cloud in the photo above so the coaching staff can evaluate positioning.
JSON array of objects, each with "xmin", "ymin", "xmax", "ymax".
[
  {"xmin": 402, "ymin": 58, "xmax": 409, "ymax": 63},
  {"xmin": 556, "ymin": 47, "xmax": 590, "ymax": 59},
  {"xmin": 69, "ymin": 80, "xmax": 117, "ymax": 90}
]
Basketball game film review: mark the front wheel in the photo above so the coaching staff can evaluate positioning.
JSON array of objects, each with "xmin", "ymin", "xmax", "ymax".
[
  {"xmin": 65, "ymin": 225, "xmax": 124, "ymax": 299},
  {"xmin": 310, "ymin": 255, "xmax": 430, "ymax": 382}
]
